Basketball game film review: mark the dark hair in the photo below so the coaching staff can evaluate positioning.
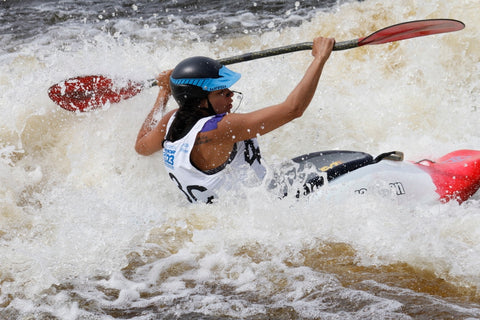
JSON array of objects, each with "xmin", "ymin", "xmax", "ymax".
[{"xmin": 165, "ymin": 99, "xmax": 214, "ymax": 142}]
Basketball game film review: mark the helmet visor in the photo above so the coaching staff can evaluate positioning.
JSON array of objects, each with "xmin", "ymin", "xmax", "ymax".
[{"xmin": 170, "ymin": 66, "xmax": 241, "ymax": 92}]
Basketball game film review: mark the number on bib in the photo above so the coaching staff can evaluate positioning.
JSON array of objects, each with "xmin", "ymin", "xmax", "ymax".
[{"xmin": 169, "ymin": 173, "xmax": 213, "ymax": 204}]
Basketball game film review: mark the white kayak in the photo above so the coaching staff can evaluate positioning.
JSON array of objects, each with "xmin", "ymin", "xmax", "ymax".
[{"xmin": 273, "ymin": 149, "xmax": 480, "ymax": 204}]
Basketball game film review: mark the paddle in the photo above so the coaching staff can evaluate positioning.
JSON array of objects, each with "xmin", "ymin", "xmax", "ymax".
[{"xmin": 48, "ymin": 19, "xmax": 464, "ymax": 112}]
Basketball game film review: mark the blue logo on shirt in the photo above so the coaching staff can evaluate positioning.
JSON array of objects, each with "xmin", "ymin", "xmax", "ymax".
[
  {"xmin": 163, "ymin": 147, "xmax": 176, "ymax": 169},
  {"xmin": 180, "ymin": 143, "xmax": 189, "ymax": 153}
]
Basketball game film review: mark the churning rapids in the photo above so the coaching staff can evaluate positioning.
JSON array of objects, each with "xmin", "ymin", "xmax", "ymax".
[{"xmin": 1, "ymin": 0, "xmax": 480, "ymax": 319}]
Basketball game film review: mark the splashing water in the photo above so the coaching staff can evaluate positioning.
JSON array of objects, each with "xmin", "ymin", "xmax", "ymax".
[{"xmin": 1, "ymin": 0, "xmax": 480, "ymax": 318}]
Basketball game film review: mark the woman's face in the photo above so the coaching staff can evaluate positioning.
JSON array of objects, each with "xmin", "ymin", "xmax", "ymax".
[{"xmin": 207, "ymin": 89, "xmax": 235, "ymax": 114}]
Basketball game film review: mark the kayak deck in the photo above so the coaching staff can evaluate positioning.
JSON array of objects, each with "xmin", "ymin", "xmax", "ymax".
[{"xmin": 275, "ymin": 149, "xmax": 480, "ymax": 204}]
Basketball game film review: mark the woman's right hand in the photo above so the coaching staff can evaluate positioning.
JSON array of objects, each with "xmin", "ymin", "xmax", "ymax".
[{"xmin": 156, "ymin": 69, "xmax": 173, "ymax": 93}]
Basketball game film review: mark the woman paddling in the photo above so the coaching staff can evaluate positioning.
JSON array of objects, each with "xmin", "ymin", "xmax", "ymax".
[{"xmin": 135, "ymin": 36, "xmax": 335, "ymax": 203}]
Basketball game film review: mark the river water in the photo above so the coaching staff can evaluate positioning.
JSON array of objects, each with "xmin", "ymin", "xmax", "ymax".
[{"xmin": 1, "ymin": 0, "xmax": 480, "ymax": 319}]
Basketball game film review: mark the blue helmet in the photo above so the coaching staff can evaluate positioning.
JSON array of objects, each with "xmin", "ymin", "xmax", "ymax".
[{"xmin": 170, "ymin": 56, "xmax": 241, "ymax": 108}]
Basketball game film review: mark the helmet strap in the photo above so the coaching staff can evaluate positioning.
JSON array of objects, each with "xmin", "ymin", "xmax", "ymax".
[{"xmin": 206, "ymin": 98, "xmax": 216, "ymax": 115}]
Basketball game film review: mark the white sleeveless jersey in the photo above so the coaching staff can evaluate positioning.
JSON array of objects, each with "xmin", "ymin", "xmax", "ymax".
[{"xmin": 163, "ymin": 114, "xmax": 266, "ymax": 203}]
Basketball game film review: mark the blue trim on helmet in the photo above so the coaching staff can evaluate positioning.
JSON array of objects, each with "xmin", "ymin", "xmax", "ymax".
[{"xmin": 170, "ymin": 66, "xmax": 241, "ymax": 92}]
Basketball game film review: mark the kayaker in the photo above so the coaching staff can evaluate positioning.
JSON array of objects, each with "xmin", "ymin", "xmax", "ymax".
[{"xmin": 135, "ymin": 36, "xmax": 335, "ymax": 203}]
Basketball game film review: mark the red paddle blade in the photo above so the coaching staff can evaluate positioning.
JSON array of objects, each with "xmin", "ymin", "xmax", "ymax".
[
  {"xmin": 358, "ymin": 19, "xmax": 465, "ymax": 46},
  {"xmin": 48, "ymin": 75, "xmax": 145, "ymax": 112}
]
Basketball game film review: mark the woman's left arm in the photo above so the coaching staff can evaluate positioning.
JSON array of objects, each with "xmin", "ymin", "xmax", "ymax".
[{"xmin": 215, "ymin": 37, "xmax": 334, "ymax": 143}]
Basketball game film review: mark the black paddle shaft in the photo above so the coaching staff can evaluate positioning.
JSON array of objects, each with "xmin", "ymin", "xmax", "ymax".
[{"xmin": 217, "ymin": 39, "xmax": 358, "ymax": 65}]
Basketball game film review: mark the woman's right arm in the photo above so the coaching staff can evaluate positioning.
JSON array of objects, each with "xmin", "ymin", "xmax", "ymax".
[{"xmin": 135, "ymin": 70, "xmax": 177, "ymax": 156}]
